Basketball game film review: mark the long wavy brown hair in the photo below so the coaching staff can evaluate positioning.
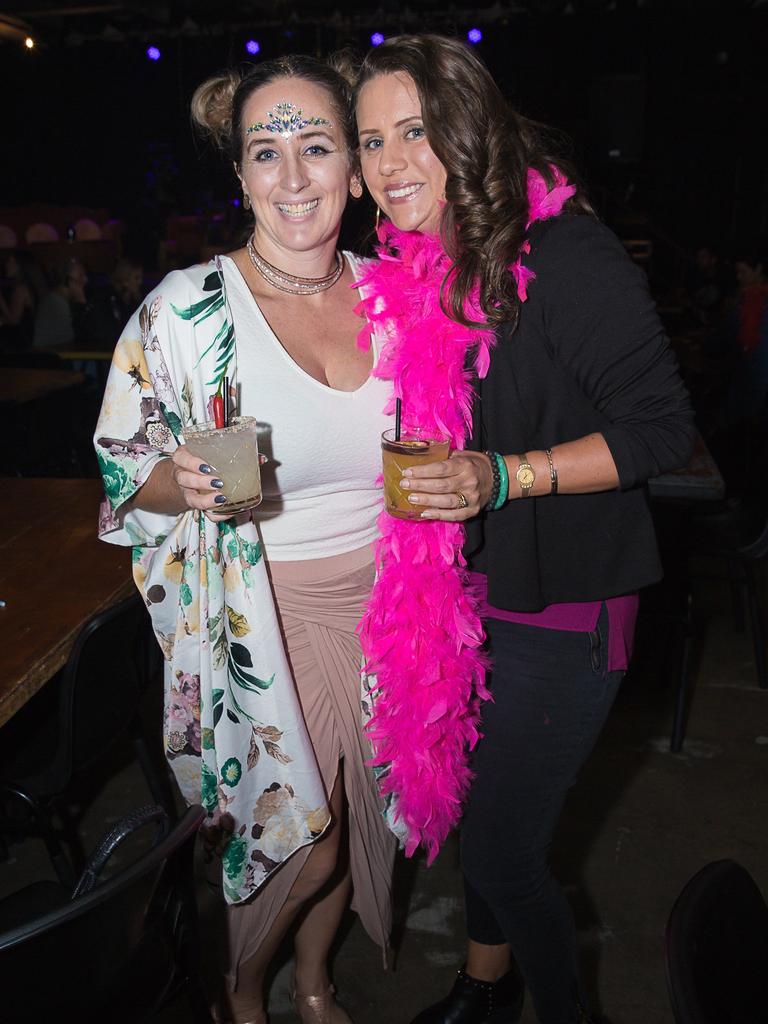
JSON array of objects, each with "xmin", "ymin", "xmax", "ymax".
[{"xmin": 355, "ymin": 35, "xmax": 592, "ymax": 329}]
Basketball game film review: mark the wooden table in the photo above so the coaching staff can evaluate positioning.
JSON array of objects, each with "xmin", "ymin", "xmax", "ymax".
[
  {"xmin": 0, "ymin": 478, "xmax": 134, "ymax": 727},
  {"xmin": 0, "ymin": 368, "xmax": 85, "ymax": 407},
  {"xmin": 57, "ymin": 350, "xmax": 113, "ymax": 362},
  {"xmin": 57, "ymin": 349, "xmax": 113, "ymax": 390},
  {"xmin": 648, "ymin": 435, "xmax": 725, "ymax": 502}
]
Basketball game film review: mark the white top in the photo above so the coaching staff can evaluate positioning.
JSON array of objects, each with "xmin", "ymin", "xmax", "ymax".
[{"xmin": 220, "ymin": 253, "xmax": 392, "ymax": 561}]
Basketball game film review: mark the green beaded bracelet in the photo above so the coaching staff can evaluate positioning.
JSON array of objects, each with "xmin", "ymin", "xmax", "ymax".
[
  {"xmin": 484, "ymin": 450, "xmax": 500, "ymax": 511},
  {"xmin": 484, "ymin": 451, "xmax": 509, "ymax": 511},
  {"xmin": 493, "ymin": 453, "xmax": 509, "ymax": 510}
]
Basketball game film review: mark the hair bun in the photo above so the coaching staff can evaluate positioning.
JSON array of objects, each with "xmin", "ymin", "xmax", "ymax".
[
  {"xmin": 190, "ymin": 70, "xmax": 241, "ymax": 149},
  {"xmin": 327, "ymin": 49, "xmax": 359, "ymax": 90}
]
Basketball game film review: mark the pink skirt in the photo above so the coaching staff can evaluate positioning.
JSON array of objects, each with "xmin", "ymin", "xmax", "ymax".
[{"xmin": 223, "ymin": 544, "xmax": 395, "ymax": 988}]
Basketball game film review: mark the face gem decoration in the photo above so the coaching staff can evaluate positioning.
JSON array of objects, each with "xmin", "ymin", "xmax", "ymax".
[{"xmin": 246, "ymin": 101, "xmax": 331, "ymax": 141}]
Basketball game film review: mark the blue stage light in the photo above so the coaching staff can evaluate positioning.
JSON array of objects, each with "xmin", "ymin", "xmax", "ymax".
[
  {"xmin": 371, "ymin": 32, "xmax": 384, "ymax": 46},
  {"xmin": 467, "ymin": 28, "xmax": 482, "ymax": 44},
  {"xmin": 147, "ymin": 46, "xmax": 161, "ymax": 61},
  {"xmin": 246, "ymin": 39, "xmax": 260, "ymax": 55}
]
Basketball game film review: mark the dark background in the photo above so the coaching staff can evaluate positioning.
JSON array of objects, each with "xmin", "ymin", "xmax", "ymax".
[{"xmin": 2, "ymin": 0, "xmax": 766, "ymax": 264}]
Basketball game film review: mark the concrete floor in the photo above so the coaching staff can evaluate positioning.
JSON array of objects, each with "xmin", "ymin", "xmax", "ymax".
[{"xmin": 1, "ymin": 571, "xmax": 766, "ymax": 1024}]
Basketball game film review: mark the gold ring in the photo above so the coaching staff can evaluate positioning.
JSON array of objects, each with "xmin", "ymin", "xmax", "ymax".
[{"xmin": 456, "ymin": 491, "xmax": 468, "ymax": 509}]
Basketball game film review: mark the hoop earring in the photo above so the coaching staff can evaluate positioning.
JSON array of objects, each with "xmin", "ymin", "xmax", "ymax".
[
  {"xmin": 243, "ymin": 192, "xmax": 251, "ymax": 211},
  {"xmin": 375, "ymin": 206, "xmax": 381, "ymax": 231}
]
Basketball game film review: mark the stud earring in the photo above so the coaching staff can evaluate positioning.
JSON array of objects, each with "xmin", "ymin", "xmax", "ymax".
[{"xmin": 350, "ymin": 177, "xmax": 363, "ymax": 199}]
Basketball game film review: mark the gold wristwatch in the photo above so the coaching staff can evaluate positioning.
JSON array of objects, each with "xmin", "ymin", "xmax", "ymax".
[{"xmin": 515, "ymin": 453, "xmax": 535, "ymax": 497}]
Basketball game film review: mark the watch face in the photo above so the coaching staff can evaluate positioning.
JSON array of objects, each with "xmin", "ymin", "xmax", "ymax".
[{"xmin": 518, "ymin": 467, "xmax": 535, "ymax": 487}]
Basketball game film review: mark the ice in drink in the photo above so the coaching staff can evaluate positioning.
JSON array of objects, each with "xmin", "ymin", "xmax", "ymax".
[
  {"xmin": 184, "ymin": 416, "xmax": 262, "ymax": 515},
  {"xmin": 381, "ymin": 429, "xmax": 450, "ymax": 520}
]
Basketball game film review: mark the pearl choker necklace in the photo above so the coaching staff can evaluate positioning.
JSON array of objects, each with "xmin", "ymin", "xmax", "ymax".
[{"xmin": 246, "ymin": 236, "xmax": 343, "ymax": 295}]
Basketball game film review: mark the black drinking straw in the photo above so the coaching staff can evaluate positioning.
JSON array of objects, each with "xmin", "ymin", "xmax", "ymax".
[
  {"xmin": 394, "ymin": 397, "xmax": 401, "ymax": 441},
  {"xmin": 223, "ymin": 376, "xmax": 230, "ymax": 428}
]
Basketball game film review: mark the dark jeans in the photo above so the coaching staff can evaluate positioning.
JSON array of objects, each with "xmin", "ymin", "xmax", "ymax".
[{"xmin": 460, "ymin": 604, "xmax": 623, "ymax": 1024}]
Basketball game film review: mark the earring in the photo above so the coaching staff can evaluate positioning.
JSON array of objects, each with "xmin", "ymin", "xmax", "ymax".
[
  {"xmin": 375, "ymin": 206, "xmax": 381, "ymax": 232},
  {"xmin": 349, "ymin": 177, "xmax": 363, "ymax": 199},
  {"xmin": 242, "ymin": 192, "xmax": 251, "ymax": 211}
]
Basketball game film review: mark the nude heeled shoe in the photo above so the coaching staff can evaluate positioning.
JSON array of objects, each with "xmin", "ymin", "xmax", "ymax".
[
  {"xmin": 212, "ymin": 1015, "xmax": 268, "ymax": 1024},
  {"xmin": 292, "ymin": 984, "xmax": 353, "ymax": 1024},
  {"xmin": 209, "ymin": 1001, "xmax": 268, "ymax": 1024}
]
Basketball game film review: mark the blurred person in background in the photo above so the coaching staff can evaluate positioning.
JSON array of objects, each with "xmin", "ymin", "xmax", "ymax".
[
  {"xmin": 82, "ymin": 258, "xmax": 144, "ymax": 349},
  {"xmin": 109, "ymin": 257, "xmax": 144, "ymax": 319},
  {"xmin": 721, "ymin": 243, "xmax": 768, "ymax": 474},
  {"xmin": 32, "ymin": 257, "xmax": 91, "ymax": 349},
  {"xmin": 0, "ymin": 251, "xmax": 46, "ymax": 350},
  {"xmin": 687, "ymin": 242, "xmax": 731, "ymax": 326}
]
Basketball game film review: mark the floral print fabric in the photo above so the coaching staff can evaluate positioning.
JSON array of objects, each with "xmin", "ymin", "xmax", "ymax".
[{"xmin": 94, "ymin": 261, "xmax": 330, "ymax": 904}]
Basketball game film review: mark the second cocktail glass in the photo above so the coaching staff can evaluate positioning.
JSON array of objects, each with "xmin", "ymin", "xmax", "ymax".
[{"xmin": 381, "ymin": 428, "xmax": 450, "ymax": 520}]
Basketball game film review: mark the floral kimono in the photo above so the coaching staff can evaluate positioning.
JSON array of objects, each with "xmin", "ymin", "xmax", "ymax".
[{"xmin": 95, "ymin": 260, "xmax": 329, "ymax": 903}]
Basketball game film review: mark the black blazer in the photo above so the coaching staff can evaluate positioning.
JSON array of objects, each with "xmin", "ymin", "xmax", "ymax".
[{"xmin": 464, "ymin": 213, "xmax": 697, "ymax": 611}]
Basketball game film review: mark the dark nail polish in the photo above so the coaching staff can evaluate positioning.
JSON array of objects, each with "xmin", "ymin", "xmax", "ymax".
[
  {"xmin": 199, "ymin": 463, "xmax": 213, "ymax": 474},
  {"xmin": 211, "ymin": 478, "xmax": 224, "ymax": 489},
  {"xmin": 214, "ymin": 494, "xmax": 228, "ymax": 504}
]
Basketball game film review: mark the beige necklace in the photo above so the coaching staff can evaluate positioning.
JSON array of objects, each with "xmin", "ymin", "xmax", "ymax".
[{"xmin": 246, "ymin": 236, "xmax": 343, "ymax": 295}]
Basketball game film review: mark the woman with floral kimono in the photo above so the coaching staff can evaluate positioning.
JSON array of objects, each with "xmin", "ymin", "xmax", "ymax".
[{"xmin": 94, "ymin": 55, "xmax": 396, "ymax": 1024}]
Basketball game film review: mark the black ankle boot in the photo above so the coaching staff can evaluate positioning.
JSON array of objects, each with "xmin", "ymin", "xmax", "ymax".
[
  {"xmin": 576, "ymin": 1004, "xmax": 600, "ymax": 1023},
  {"xmin": 574, "ymin": 996, "xmax": 608, "ymax": 1024},
  {"xmin": 408, "ymin": 967, "xmax": 524, "ymax": 1024}
]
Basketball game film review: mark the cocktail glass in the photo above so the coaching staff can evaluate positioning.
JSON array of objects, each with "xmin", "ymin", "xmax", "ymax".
[
  {"xmin": 381, "ymin": 428, "xmax": 451, "ymax": 520},
  {"xmin": 184, "ymin": 416, "xmax": 262, "ymax": 515}
]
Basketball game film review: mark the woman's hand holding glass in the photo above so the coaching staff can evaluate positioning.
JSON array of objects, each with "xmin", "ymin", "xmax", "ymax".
[
  {"xmin": 171, "ymin": 446, "xmax": 232, "ymax": 521},
  {"xmin": 399, "ymin": 450, "xmax": 495, "ymax": 521}
]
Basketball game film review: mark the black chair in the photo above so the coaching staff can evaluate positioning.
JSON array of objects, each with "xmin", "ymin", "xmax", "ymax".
[
  {"xmin": 0, "ymin": 803, "xmax": 211, "ymax": 1023},
  {"xmin": 694, "ymin": 515, "xmax": 768, "ymax": 689},
  {"xmin": 0, "ymin": 594, "xmax": 175, "ymax": 884},
  {"xmin": 670, "ymin": 504, "xmax": 768, "ymax": 751},
  {"xmin": 665, "ymin": 859, "xmax": 768, "ymax": 1023}
]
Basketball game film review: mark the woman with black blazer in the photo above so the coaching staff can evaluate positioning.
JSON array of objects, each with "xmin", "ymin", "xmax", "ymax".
[{"xmin": 354, "ymin": 35, "xmax": 696, "ymax": 1024}]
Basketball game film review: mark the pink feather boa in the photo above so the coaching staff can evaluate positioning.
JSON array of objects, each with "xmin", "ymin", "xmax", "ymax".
[{"xmin": 355, "ymin": 167, "xmax": 576, "ymax": 862}]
